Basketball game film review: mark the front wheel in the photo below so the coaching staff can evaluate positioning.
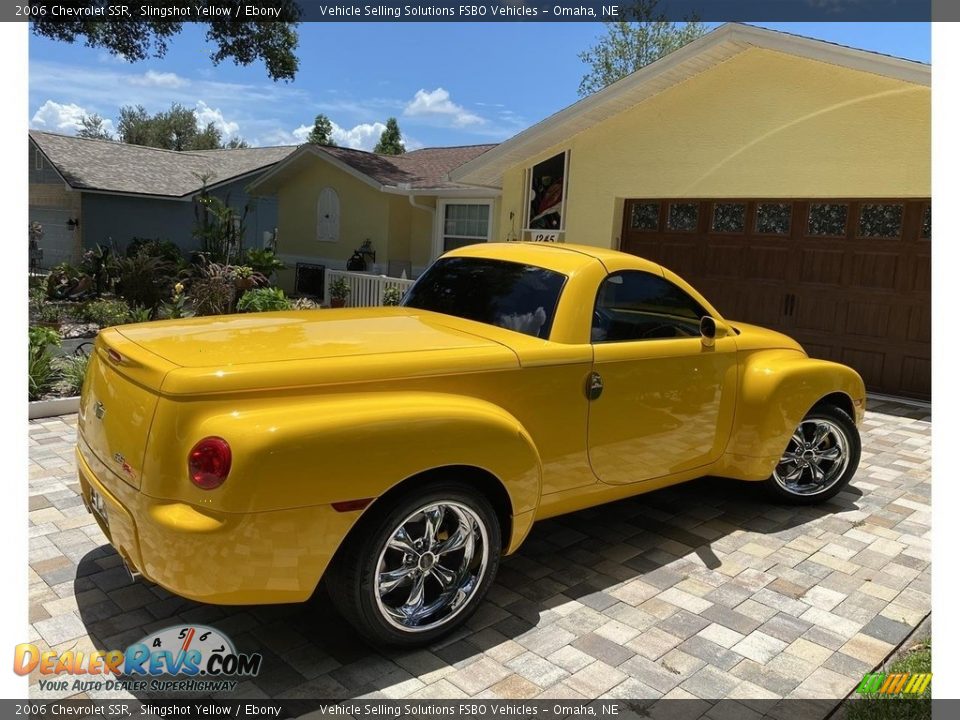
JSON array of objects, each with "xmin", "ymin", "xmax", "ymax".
[
  {"xmin": 766, "ymin": 405, "xmax": 861, "ymax": 505},
  {"xmin": 327, "ymin": 482, "xmax": 501, "ymax": 646}
]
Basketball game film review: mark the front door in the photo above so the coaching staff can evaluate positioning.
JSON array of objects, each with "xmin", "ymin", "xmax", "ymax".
[{"xmin": 587, "ymin": 271, "xmax": 738, "ymax": 485}]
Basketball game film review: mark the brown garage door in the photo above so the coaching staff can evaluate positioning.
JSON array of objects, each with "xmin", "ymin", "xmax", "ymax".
[{"xmin": 620, "ymin": 198, "xmax": 931, "ymax": 399}]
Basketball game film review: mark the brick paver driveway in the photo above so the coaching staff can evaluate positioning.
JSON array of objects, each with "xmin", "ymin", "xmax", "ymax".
[{"xmin": 27, "ymin": 399, "xmax": 930, "ymax": 703}]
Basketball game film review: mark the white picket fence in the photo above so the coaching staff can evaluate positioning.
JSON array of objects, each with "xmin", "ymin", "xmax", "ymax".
[{"xmin": 324, "ymin": 269, "xmax": 415, "ymax": 307}]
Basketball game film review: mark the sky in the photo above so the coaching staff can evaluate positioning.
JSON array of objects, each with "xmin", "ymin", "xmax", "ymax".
[{"xmin": 27, "ymin": 22, "xmax": 931, "ymax": 152}]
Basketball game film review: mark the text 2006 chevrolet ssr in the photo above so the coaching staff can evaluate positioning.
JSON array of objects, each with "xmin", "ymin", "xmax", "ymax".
[{"xmin": 77, "ymin": 243, "xmax": 864, "ymax": 645}]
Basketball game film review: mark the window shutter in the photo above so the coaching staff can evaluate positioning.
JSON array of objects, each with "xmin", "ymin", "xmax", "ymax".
[{"xmin": 317, "ymin": 187, "xmax": 340, "ymax": 242}]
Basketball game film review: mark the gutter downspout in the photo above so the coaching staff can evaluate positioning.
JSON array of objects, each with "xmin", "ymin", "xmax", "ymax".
[
  {"xmin": 408, "ymin": 193, "xmax": 435, "ymax": 217},
  {"xmin": 408, "ymin": 193, "xmax": 437, "ymax": 269}
]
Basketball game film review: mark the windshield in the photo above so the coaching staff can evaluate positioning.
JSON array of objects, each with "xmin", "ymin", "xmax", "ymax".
[{"xmin": 402, "ymin": 257, "xmax": 567, "ymax": 339}]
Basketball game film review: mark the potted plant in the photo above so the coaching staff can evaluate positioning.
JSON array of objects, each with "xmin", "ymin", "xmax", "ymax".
[
  {"xmin": 233, "ymin": 265, "xmax": 258, "ymax": 291},
  {"xmin": 329, "ymin": 277, "xmax": 351, "ymax": 308}
]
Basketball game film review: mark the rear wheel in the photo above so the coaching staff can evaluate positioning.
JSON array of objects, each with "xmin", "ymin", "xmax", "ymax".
[
  {"xmin": 327, "ymin": 482, "xmax": 501, "ymax": 646},
  {"xmin": 766, "ymin": 405, "xmax": 861, "ymax": 505}
]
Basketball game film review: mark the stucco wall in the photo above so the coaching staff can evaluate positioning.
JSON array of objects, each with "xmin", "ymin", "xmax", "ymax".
[
  {"xmin": 409, "ymin": 196, "xmax": 436, "ymax": 271},
  {"xmin": 271, "ymin": 159, "xmax": 450, "ymax": 288},
  {"xmin": 274, "ymin": 159, "xmax": 390, "ymax": 260},
  {"xmin": 498, "ymin": 47, "xmax": 931, "ymax": 249}
]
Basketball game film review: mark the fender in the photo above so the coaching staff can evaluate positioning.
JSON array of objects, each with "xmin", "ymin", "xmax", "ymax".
[
  {"xmin": 141, "ymin": 390, "xmax": 542, "ymax": 521},
  {"xmin": 717, "ymin": 349, "xmax": 866, "ymax": 480}
]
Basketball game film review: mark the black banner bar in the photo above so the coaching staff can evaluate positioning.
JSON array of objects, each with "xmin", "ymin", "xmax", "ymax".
[
  {"xmin": 7, "ymin": 0, "xmax": 938, "ymax": 23},
  {"xmin": 0, "ymin": 698, "xmax": 943, "ymax": 718}
]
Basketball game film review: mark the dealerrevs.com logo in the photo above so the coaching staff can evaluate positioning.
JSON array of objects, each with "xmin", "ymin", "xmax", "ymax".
[{"xmin": 14, "ymin": 624, "xmax": 262, "ymax": 694}]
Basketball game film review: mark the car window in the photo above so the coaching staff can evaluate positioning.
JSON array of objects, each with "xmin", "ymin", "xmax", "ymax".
[
  {"xmin": 592, "ymin": 270, "xmax": 707, "ymax": 343},
  {"xmin": 402, "ymin": 257, "xmax": 567, "ymax": 339}
]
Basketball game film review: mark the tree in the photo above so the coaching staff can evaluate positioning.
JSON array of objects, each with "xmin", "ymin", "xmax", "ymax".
[
  {"xmin": 117, "ymin": 105, "xmax": 155, "ymax": 147},
  {"xmin": 77, "ymin": 113, "xmax": 113, "ymax": 141},
  {"xmin": 374, "ymin": 118, "xmax": 405, "ymax": 155},
  {"xmin": 306, "ymin": 114, "xmax": 336, "ymax": 146},
  {"xmin": 116, "ymin": 103, "xmax": 224, "ymax": 150},
  {"xmin": 224, "ymin": 137, "xmax": 250, "ymax": 149},
  {"xmin": 31, "ymin": 2, "xmax": 301, "ymax": 82},
  {"xmin": 577, "ymin": 0, "xmax": 706, "ymax": 97}
]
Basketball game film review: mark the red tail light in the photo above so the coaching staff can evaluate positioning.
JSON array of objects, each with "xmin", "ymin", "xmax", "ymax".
[{"xmin": 188, "ymin": 437, "xmax": 232, "ymax": 490}]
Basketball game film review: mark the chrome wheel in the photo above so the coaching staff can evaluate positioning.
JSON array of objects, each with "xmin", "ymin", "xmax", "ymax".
[
  {"xmin": 773, "ymin": 418, "xmax": 850, "ymax": 496},
  {"xmin": 374, "ymin": 501, "xmax": 489, "ymax": 633}
]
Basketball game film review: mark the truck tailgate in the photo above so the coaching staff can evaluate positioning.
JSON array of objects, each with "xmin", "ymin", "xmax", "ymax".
[{"xmin": 78, "ymin": 328, "xmax": 178, "ymax": 491}]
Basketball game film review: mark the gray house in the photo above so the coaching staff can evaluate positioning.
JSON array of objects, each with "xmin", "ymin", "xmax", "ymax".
[{"xmin": 29, "ymin": 130, "xmax": 296, "ymax": 267}]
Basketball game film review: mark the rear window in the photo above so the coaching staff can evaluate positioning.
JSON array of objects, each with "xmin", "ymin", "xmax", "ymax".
[{"xmin": 402, "ymin": 257, "xmax": 567, "ymax": 339}]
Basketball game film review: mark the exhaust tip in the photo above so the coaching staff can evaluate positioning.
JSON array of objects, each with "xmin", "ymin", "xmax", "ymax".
[{"xmin": 119, "ymin": 554, "xmax": 142, "ymax": 583}]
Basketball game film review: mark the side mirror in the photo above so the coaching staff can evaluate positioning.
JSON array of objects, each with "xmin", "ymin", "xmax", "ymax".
[{"xmin": 700, "ymin": 316, "xmax": 717, "ymax": 347}]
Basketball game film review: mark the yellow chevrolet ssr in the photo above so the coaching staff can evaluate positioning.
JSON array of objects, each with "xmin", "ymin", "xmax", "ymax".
[{"xmin": 77, "ymin": 243, "xmax": 865, "ymax": 645}]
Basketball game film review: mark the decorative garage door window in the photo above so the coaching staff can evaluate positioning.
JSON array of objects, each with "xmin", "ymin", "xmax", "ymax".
[
  {"xmin": 921, "ymin": 206, "xmax": 931, "ymax": 239},
  {"xmin": 317, "ymin": 187, "xmax": 340, "ymax": 242},
  {"xmin": 756, "ymin": 203, "xmax": 792, "ymax": 235},
  {"xmin": 711, "ymin": 203, "xmax": 746, "ymax": 233},
  {"xmin": 443, "ymin": 203, "xmax": 491, "ymax": 252},
  {"xmin": 858, "ymin": 203, "xmax": 904, "ymax": 239},
  {"xmin": 630, "ymin": 202, "xmax": 660, "ymax": 231},
  {"xmin": 527, "ymin": 152, "xmax": 567, "ymax": 231},
  {"xmin": 667, "ymin": 202, "xmax": 698, "ymax": 232},
  {"xmin": 807, "ymin": 203, "xmax": 849, "ymax": 236}
]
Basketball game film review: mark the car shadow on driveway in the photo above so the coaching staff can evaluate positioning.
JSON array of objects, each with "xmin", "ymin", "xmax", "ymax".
[{"xmin": 71, "ymin": 474, "xmax": 865, "ymax": 702}]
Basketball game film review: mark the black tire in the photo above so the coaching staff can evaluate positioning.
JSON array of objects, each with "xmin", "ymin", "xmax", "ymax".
[
  {"xmin": 765, "ymin": 404, "xmax": 861, "ymax": 505},
  {"xmin": 327, "ymin": 481, "xmax": 501, "ymax": 647}
]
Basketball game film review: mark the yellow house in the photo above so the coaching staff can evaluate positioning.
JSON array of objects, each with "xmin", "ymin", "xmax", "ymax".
[
  {"xmin": 452, "ymin": 23, "xmax": 930, "ymax": 399},
  {"xmin": 252, "ymin": 23, "xmax": 929, "ymax": 398},
  {"xmin": 247, "ymin": 143, "xmax": 500, "ymax": 289}
]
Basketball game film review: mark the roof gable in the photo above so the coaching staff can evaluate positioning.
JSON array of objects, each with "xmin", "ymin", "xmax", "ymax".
[
  {"xmin": 29, "ymin": 130, "xmax": 296, "ymax": 198},
  {"xmin": 247, "ymin": 142, "xmax": 498, "ymax": 196},
  {"xmin": 451, "ymin": 23, "xmax": 930, "ymax": 187}
]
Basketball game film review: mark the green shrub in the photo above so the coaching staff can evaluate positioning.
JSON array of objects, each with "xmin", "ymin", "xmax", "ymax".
[
  {"xmin": 45, "ymin": 262, "xmax": 82, "ymax": 300},
  {"xmin": 128, "ymin": 305, "xmax": 152, "ymax": 323},
  {"xmin": 126, "ymin": 237, "xmax": 183, "ymax": 263},
  {"xmin": 329, "ymin": 277, "xmax": 351, "ymax": 302},
  {"xmin": 244, "ymin": 248, "xmax": 286, "ymax": 278},
  {"xmin": 30, "ymin": 288, "xmax": 64, "ymax": 325},
  {"xmin": 116, "ymin": 250, "xmax": 177, "ymax": 310},
  {"xmin": 57, "ymin": 353, "xmax": 90, "ymax": 397},
  {"xmin": 190, "ymin": 277, "xmax": 235, "ymax": 316},
  {"xmin": 28, "ymin": 327, "xmax": 61, "ymax": 401},
  {"xmin": 81, "ymin": 298, "xmax": 130, "ymax": 327},
  {"xmin": 80, "ymin": 244, "xmax": 120, "ymax": 295},
  {"xmin": 29, "ymin": 287, "xmax": 46, "ymax": 312},
  {"xmin": 382, "ymin": 287, "xmax": 404, "ymax": 306},
  {"xmin": 159, "ymin": 282, "xmax": 194, "ymax": 319},
  {"xmin": 237, "ymin": 287, "xmax": 293, "ymax": 313}
]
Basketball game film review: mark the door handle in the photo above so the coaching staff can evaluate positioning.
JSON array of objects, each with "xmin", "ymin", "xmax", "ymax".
[{"xmin": 586, "ymin": 372, "xmax": 603, "ymax": 400}]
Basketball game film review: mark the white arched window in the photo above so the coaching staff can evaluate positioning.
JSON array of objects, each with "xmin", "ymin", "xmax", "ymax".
[{"xmin": 317, "ymin": 187, "xmax": 340, "ymax": 242}]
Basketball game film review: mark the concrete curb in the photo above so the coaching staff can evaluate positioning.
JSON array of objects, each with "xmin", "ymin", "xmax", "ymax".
[
  {"xmin": 833, "ymin": 612, "xmax": 932, "ymax": 712},
  {"xmin": 879, "ymin": 613, "xmax": 931, "ymax": 672},
  {"xmin": 28, "ymin": 396, "xmax": 80, "ymax": 420}
]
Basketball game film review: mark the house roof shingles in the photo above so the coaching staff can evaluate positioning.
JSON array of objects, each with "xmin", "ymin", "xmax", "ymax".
[
  {"xmin": 29, "ymin": 130, "xmax": 297, "ymax": 198},
  {"xmin": 30, "ymin": 129, "xmax": 497, "ymax": 198},
  {"xmin": 274, "ymin": 143, "xmax": 498, "ymax": 192}
]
